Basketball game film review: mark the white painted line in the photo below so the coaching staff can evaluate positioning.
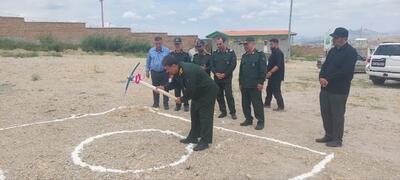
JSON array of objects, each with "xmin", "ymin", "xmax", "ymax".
[
  {"xmin": 148, "ymin": 107, "xmax": 327, "ymax": 155},
  {"xmin": 0, "ymin": 106, "xmax": 135, "ymax": 132},
  {"xmin": 290, "ymin": 153, "xmax": 335, "ymax": 180},
  {"xmin": 147, "ymin": 107, "xmax": 334, "ymax": 180},
  {"xmin": 0, "ymin": 105, "xmax": 334, "ymax": 179},
  {"xmin": 71, "ymin": 129, "xmax": 194, "ymax": 173},
  {"xmin": 0, "ymin": 106, "xmax": 136, "ymax": 180},
  {"xmin": 0, "ymin": 169, "xmax": 5, "ymax": 180}
]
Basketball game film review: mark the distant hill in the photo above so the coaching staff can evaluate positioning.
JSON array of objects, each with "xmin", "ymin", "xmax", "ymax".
[{"xmin": 295, "ymin": 28, "xmax": 400, "ymax": 45}]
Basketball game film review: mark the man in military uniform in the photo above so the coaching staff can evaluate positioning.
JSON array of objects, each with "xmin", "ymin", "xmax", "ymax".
[
  {"xmin": 239, "ymin": 37, "xmax": 267, "ymax": 130},
  {"xmin": 169, "ymin": 37, "xmax": 191, "ymax": 112},
  {"xmin": 211, "ymin": 37, "xmax": 237, "ymax": 120},
  {"xmin": 159, "ymin": 55, "xmax": 218, "ymax": 151},
  {"xmin": 192, "ymin": 39, "xmax": 212, "ymax": 76}
]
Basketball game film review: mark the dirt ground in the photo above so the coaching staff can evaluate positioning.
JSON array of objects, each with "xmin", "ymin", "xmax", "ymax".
[{"xmin": 0, "ymin": 53, "xmax": 399, "ymax": 179}]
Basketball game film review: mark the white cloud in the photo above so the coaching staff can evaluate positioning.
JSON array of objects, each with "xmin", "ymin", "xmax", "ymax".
[
  {"xmin": 240, "ymin": 9, "xmax": 280, "ymax": 20},
  {"xmin": 122, "ymin": 11, "xmax": 155, "ymax": 20},
  {"xmin": 199, "ymin": 5, "xmax": 224, "ymax": 19},
  {"xmin": 122, "ymin": 11, "xmax": 139, "ymax": 19},
  {"xmin": 164, "ymin": 10, "xmax": 177, "ymax": 15},
  {"xmin": 0, "ymin": 0, "xmax": 399, "ymax": 37},
  {"xmin": 144, "ymin": 14, "xmax": 155, "ymax": 20},
  {"xmin": 188, "ymin": 17, "xmax": 198, "ymax": 22},
  {"xmin": 240, "ymin": 13, "xmax": 255, "ymax": 20}
]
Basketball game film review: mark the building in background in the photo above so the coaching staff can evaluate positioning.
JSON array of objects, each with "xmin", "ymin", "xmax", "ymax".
[{"xmin": 206, "ymin": 30, "xmax": 297, "ymax": 59}]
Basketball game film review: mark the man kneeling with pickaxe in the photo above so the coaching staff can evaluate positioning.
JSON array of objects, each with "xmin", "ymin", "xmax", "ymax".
[{"xmin": 156, "ymin": 55, "xmax": 218, "ymax": 151}]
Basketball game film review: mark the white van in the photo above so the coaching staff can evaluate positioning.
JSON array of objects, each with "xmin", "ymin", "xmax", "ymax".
[{"xmin": 366, "ymin": 43, "xmax": 400, "ymax": 85}]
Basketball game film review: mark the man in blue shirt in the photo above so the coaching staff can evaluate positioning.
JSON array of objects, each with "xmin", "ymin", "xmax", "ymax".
[{"xmin": 146, "ymin": 36, "xmax": 170, "ymax": 110}]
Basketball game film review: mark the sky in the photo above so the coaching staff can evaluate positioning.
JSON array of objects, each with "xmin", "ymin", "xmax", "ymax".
[{"xmin": 1, "ymin": 0, "xmax": 400, "ymax": 38}]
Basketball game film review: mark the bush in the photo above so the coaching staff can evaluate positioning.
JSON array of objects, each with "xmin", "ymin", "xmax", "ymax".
[
  {"xmin": 0, "ymin": 38, "xmax": 40, "ymax": 51},
  {"xmin": 31, "ymin": 74, "xmax": 40, "ymax": 81},
  {"xmin": 38, "ymin": 36, "xmax": 78, "ymax": 52},
  {"xmin": 0, "ymin": 36, "xmax": 151, "ymax": 56},
  {"xmin": 0, "ymin": 51, "xmax": 39, "ymax": 58},
  {"xmin": 0, "ymin": 37, "xmax": 77, "ymax": 52},
  {"xmin": 81, "ymin": 36, "xmax": 151, "ymax": 54}
]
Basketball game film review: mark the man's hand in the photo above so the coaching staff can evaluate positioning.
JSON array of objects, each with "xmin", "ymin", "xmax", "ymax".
[
  {"xmin": 256, "ymin": 84, "xmax": 263, "ymax": 92},
  {"xmin": 319, "ymin": 78, "xmax": 329, "ymax": 87},
  {"xmin": 146, "ymin": 71, "xmax": 150, "ymax": 78},
  {"xmin": 266, "ymin": 72, "xmax": 272, "ymax": 79},
  {"xmin": 175, "ymin": 97, "xmax": 182, "ymax": 104}
]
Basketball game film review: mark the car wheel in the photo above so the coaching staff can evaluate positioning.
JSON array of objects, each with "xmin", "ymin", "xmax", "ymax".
[{"xmin": 371, "ymin": 76, "xmax": 386, "ymax": 85}]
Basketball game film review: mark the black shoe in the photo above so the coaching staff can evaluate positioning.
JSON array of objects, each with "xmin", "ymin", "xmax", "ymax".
[
  {"xmin": 315, "ymin": 136, "xmax": 332, "ymax": 143},
  {"xmin": 174, "ymin": 106, "xmax": 181, "ymax": 111},
  {"xmin": 255, "ymin": 123, "xmax": 264, "ymax": 130},
  {"xmin": 152, "ymin": 104, "xmax": 160, "ymax": 108},
  {"xmin": 273, "ymin": 108, "xmax": 284, "ymax": 112},
  {"xmin": 326, "ymin": 141, "xmax": 342, "ymax": 147},
  {"xmin": 240, "ymin": 120, "xmax": 253, "ymax": 126},
  {"xmin": 193, "ymin": 142, "xmax": 209, "ymax": 151},
  {"xmin": 179, "ymin": 138, "xmax": 198, "ymax": 144},
  {"xmin": 218, "ymin": 113, "xmax": 227, "ymax": 118},
  {"xmin": 164, "ymin": 106, "xmax": 169, "ymax": 110},
  {"xmin": 184, "ymin": 105, "xmax": 190, "ymax": 112},
  {"xmin": 231, "ymin": 114, "xmax": 237, "ymax": 120},
  {"xmin": 264, "ymin": 104, "xmax": 271, "ymax": 108}
]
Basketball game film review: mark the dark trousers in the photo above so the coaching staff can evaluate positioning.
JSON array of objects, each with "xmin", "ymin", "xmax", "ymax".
[
  {"xmin": 242, "ymin": 88, "xmax": 265, "ymax": 124},
  {"xmin": 216, "ymin": 80, "xmax": 236, "ymax": 115},
  {"xmin": 265, "ymin": 79, "xmax": 284, "ymax": 109},
  {"xmin": 188, "ymin": 86, "xmax": 218, "ymax": 144},
  {"xmin": 174, "ymin": 87, "xmax": 189, "ymax": 107},
  {"xmin": 319, "ymin": 90, "xmax": 348, "ymax": 142},
  {"xmin": 151, "ymin": 70, "xmax": 169, "ymax": 107}
]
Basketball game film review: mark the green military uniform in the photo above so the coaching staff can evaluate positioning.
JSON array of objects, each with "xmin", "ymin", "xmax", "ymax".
[
  {"xmin": 211, "ymin": 48, "xmax": 237, "ymax": 116},
  {"xmin": 193, "ymin": 52, "xmax": 212, "ymax": 76},
  {"xmin": 169, "ymin": 50, "xmax": 191, "ymax": 63},
  {"xmin": 166, "ymin": 63, "xmax": 218, "ymax": 144},
  {"xmin": 239, "ymin": 49, "xmax": 267, "ymax": 125},
  {"xmin": 169, "ymin": 50, "xmax": 191, "ymax": 109}
]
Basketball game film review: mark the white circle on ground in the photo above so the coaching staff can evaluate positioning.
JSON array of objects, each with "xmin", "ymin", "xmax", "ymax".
[{"xmin": 71, "ymin": 129, "xmax": 194, "ymax": 174}]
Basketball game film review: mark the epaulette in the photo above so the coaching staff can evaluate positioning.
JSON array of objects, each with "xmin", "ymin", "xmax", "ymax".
[{"xmin": 179, "ymin": 67, "xmax": 184, "ymax": 76}]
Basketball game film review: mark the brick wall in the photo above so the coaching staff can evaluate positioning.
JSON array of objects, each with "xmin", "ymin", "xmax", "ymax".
[
  {"xmin": 0, "ymin": 16, "xmax": 198, "ymax": 49},
  {"xmin": 0, "ymin": 17, "xmax": 25, "ymax": 39},
  {"xmin": 24, "ymin": 22, "xmax": 86, "ymax": 43}
]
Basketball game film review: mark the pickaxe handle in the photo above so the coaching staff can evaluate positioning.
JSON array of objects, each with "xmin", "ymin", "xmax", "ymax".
[{"xmin": 138, "ymin": 80, "xmax": 177, "ymax": 100}]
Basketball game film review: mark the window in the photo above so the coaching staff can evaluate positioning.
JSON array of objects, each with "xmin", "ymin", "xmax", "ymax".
[{"xmin": 374, "ymin": 45, "xmax": 400, "ymax": 56}]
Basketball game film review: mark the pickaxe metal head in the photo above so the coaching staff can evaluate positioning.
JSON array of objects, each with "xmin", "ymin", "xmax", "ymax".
[{"xmin": 125, "ymin": 62, "xmax": 140, "ymax": 94}]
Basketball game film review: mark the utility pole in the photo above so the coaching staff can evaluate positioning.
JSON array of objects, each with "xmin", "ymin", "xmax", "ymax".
[
  {"xmin": 100, "ymin": 0, "xmax": 105, "ymax": 28},
  {"xmin": 287, "ymin": 0, "xmax": 293, "ymax": 60}
]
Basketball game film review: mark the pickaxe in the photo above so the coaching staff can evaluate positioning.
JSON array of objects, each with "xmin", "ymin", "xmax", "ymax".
[{"xmin": 125, "ymin": 63, "xmax": 176, "ymax": 100}]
